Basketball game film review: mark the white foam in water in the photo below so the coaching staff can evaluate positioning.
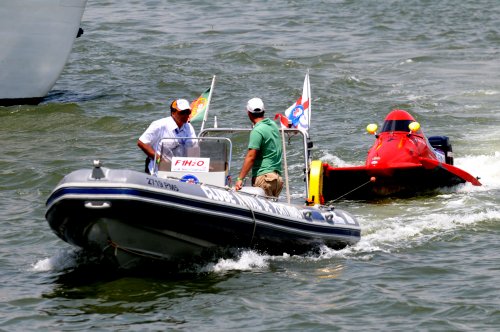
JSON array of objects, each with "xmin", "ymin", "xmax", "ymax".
[
  {"xmin": 454, "ymin": 152, "xmax": 500, "ymax": 189},
  {"xmin": 31, "ymin": 248, "xmax": 79, "ymax": 272},
  {"xmin": 464, "ymin": 89, "xmax": 499, "ymax": 96},
  {"xmin": 320, "ymin": 153, "xmax": 358, "ymax": 167},
  {"xmin": 203, "ymin": 250, "xmax": 270, "ymax": 273},
  {"xmin": 200, "ymin": 152, "xmax": 500, "ymax": 267},
  {"xmin": 351, "ymin": 204, "xmax": 500, "ymax": 257},
  {"xmin": 310, "ymin": 151, "xmax": 500, "ymax": 258}
]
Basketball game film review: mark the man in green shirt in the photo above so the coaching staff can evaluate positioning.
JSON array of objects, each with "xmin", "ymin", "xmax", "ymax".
[{"xmin": 235, "ymin": 98, "xmax": 284, "ymax": 197}]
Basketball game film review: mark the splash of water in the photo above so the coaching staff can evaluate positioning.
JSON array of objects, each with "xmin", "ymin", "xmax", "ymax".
[
  {"xmin": 454, "ymin": 152, "xmax": 500, "ymax": 189},
  {"xmin": 31, "ymin": 248, "xmax": 79, "ymax": 272},
  {"xmin": 202, "ymin": 250, "xmax": 271, "ymax": 272}
]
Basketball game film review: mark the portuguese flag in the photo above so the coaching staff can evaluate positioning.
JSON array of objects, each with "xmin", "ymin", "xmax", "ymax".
[{"xmin": 189, "ymin": 87, "xmax": 210, "ymax": 123}]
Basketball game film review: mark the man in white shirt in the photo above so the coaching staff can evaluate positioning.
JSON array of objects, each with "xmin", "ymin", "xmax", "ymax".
[{"xmin": 138, "ymin": 99, "xmax": 197, "ymax": 174}]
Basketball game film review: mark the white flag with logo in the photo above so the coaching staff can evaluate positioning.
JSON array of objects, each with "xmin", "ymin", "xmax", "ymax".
[{"xmin": 275, "ymin": 72, "xmax": 311, "ymax": 133}]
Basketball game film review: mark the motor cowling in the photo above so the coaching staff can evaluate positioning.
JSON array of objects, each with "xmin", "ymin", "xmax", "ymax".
[{"xmin": 428, "ymin": 136, "xmax": 454, "ymax": 165}]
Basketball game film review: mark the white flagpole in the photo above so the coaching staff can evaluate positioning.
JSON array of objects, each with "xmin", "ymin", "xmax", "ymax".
[
  {"xmin": 281, "ymin": 128, "xmax": 291, "ymax": 204},
  {"xmin": 200, "ymin": 75, "xmax": 216, "ymax": 133},
  {"xmin": 306, "ymin": 70, "xmax": 311, "ymax": 132}
]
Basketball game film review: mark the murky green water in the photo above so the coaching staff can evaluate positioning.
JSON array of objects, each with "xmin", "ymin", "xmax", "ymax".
[{"xmin": 1, "ymin": 0, "xmax": 499, "ymax": 330}]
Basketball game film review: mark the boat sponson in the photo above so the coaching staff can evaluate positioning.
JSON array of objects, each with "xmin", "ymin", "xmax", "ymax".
[
  {"xmin": 46, "ymin": 168, "xmax": 360, "ymax": 263},
  {"xmin": 323, "ymin": 164, "xmax": 465, "ymax": 201}
]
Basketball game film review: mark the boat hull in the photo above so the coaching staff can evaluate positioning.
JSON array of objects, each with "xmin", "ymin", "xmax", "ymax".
[
  {"xmin": 0, "ymin": 0, "xmax": 87, "ymax": 104},
  {"xmin": 46, "ymin": 168, "xmax": 361, "ymax": 268},
  {"xmin": 323, "ymin": 164, "xmax": 467, "ymax": 201},
  {"xmin": 312, "ymin": 110, "xmax": 482, "ymax": 202}
]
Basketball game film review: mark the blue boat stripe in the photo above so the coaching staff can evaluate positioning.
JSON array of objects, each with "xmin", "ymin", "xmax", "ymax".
[{"xmin": 47, "ymin": 186, "xmax": 360, "ymax": 238}]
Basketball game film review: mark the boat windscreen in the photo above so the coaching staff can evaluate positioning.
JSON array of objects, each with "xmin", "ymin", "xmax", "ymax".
[
  {"xmin": 157, "ymin": 137, "xmax": 230, "ymax": 173},
  {"xmin": 381, "ymin": 119, "xmax": 414, "ymax": 132}
]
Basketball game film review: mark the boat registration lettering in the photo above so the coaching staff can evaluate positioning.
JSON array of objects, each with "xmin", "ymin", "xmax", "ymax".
[
  {"xmin": 171, "ymin": 157, "xmax": 210, "ymax": 172},
  {"xmin": 201, "ymin": 186, "xmax": 237, "ymax": 204},
  {"xmin": 255, "ymin": 197, "xmax": 273, "ymax": 213},
  {"xmin": 146, "ymin": 177, "xmax": 179, "ymax": 191},
  {"xmin": 235, "ymin": 194, "xmax": 263, "ymax": 211},
  {"xmin": 273, "ymin": 203, "xmax": 303, "ymax": 219}
]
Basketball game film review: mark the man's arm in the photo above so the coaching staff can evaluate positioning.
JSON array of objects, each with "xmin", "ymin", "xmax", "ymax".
[
  {"xmin": 138, "ymin": 140, "xmax": 156, "ymax": 160},
  {"xmin": 235, "ymin": 149, "xmax": 258, "ymax": 190}
]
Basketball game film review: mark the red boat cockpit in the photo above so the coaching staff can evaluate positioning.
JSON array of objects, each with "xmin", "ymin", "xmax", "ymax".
[{"xmin": 380, "ymin": 109, "xmax": 422, "ymax": 134}]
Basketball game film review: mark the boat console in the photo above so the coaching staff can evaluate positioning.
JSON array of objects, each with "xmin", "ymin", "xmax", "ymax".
[{"xmin": 155, "ymin": 137, "xmax": 231, "ymax": 187}]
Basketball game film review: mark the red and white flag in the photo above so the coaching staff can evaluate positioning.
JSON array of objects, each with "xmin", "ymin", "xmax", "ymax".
[{"xmin": 275, "ymin": 72, "xmax": 311, "ymax": 133}]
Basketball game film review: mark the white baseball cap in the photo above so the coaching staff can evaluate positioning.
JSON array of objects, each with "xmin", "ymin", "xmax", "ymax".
[
  {"xmin": 171, "ymin": 98, "xmax": 191, "ymax": 112},
  {"xmin": 246, "ymin": 97, "xmax": 265, "ymax": 113}
]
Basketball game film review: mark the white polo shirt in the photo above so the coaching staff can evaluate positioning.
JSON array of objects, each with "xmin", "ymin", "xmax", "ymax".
[{"xmin": 139, "ymin": 116, "xmax": 197, "ymax": 173}]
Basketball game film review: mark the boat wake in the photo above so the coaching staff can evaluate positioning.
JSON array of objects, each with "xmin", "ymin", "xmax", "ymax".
[
  {"xmin": 453, "ymin": 152, "xmax": 500, "ymax": 189},
  {"xmin": 205, "ymin": 151, "xmax": 500, "ymax": 271},
  {"xmin": 32, "ymin": 194, "xmax": 499, "ymax": 276}
]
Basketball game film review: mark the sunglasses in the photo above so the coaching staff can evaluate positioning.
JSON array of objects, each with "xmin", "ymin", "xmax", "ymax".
[{"xmin": 178, "ymin": 109, "xmax": 191, "ymax": 115}]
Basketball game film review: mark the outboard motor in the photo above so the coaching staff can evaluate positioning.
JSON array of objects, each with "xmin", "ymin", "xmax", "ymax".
[{"xmin": 428, "ymin": 136, "xmax": 454, "ymax": 165}]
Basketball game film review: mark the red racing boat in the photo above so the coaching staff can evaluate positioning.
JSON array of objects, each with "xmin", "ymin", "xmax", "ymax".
[{"xmin": 308, "ymin": 109, "xmax": 482, "ymax": 202}]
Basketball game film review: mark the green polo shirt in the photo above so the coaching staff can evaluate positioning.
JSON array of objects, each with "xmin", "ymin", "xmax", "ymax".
[{"xmin": 248, "ymin": 118, "xmax": 282, "ymax": 177}]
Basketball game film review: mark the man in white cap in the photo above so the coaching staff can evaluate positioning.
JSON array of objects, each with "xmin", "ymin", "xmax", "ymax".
[
  {"xmin": 235, "ymin": 97, "xmax": 283, "ymax": 197},
  {"xmin": 138, "ymin": 98, "xmax": 197, "ymax": 174}
]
